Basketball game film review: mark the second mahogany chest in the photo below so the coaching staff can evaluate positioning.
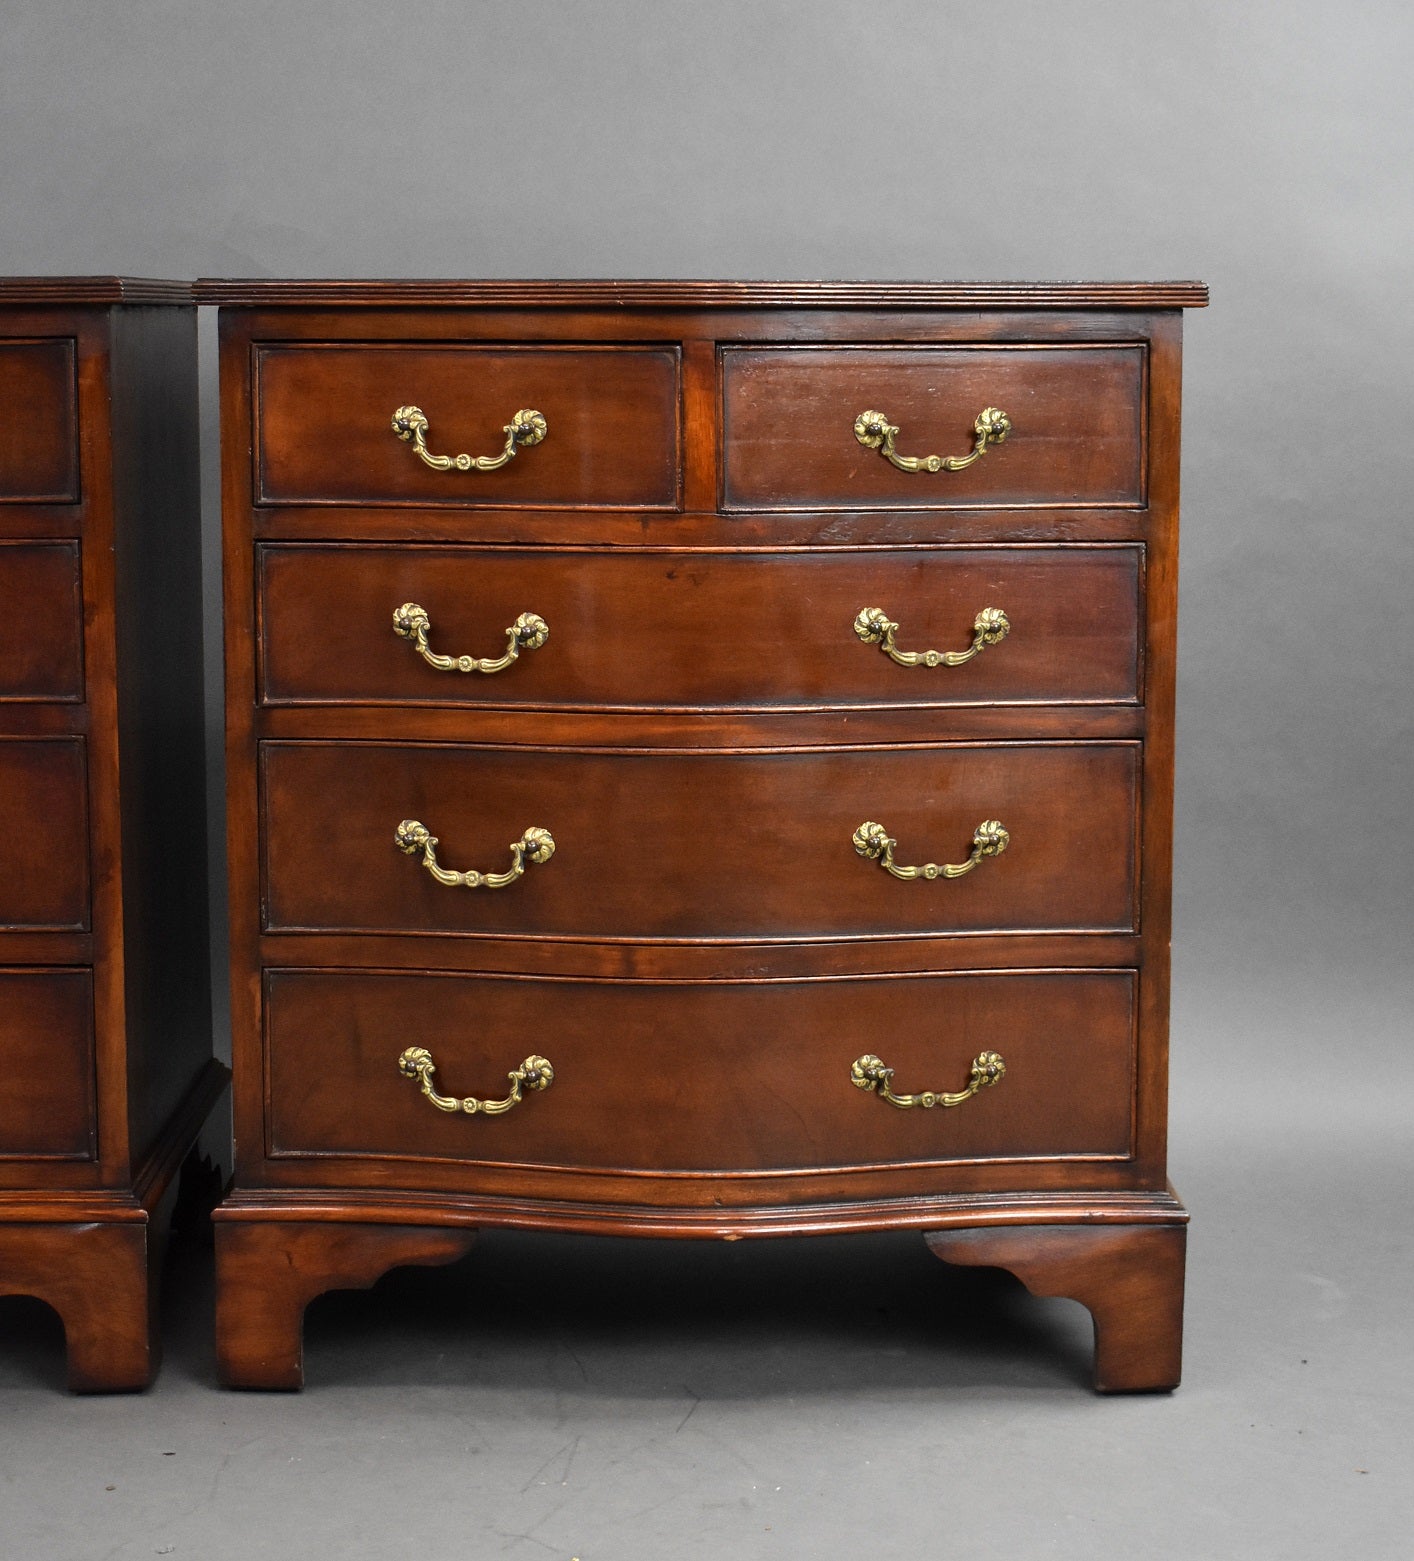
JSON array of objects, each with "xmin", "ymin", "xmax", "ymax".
[{"xmin": 200, "ymin": 278, "xmax": 1206, "ymax": 1391}]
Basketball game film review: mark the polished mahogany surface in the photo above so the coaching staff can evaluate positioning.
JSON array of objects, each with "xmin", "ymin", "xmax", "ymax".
[
  {"xmin": 257, "ymin": 543, "xmax": 1143, "ymax": 711},
  {"xmin": 0, "ymin": 282, "xmax": 224, "ymax": 1392},
  {"xmin": 259, "ymin": 739, "xmax": 1139, "ymax": 940},
  {"xmin": 207, "ymin": 278, "xmax": 1205, "ymax": 1392},
  {"xmin": 0, "ymin": 542, "xmax": 85, "ymax": 699},
  {"xmin": 264, "ymin": 967, "xmax": 1137, "ymax": 1176},
  {"xmin": 0, "ymin": 970, "xmax": 94, "ymax": 1160},
  {"xmin": 721, "ymin": 345, "xmax": 1145, "ymax": 510},
  {"xmin": 256, "ymin": 344, "xmax": 680, "ymax": 508}
]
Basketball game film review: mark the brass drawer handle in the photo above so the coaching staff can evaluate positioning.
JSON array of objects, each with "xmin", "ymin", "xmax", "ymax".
[
  {"xmin": 851, "ymin": 1050, "xmax": 1005, "ymax": 1109},
  {"xmin": 854, "ymin": 606, "xmax": 1009, "ymax": 667},
  {"xmin": 854, "ymin": 406, "xmax": 1010, "ymax": 473},
  {"xmin": 391, "ymin": 404, "xmax": 547, "ymax": 472},
  {"xmin": 398, "ymin": 1046, "xmax": 553, "ymax": 1116},
  {"xmin": 853, "ymin": 818, "xmax": 1009, "ymax": 880},
  {"xmin": 395, "ymin": 819, "xmax": 555, "ymax": 888},
  {"xmin": 393, "ymin": 602, "xmax": 549, "ymax": 674}
]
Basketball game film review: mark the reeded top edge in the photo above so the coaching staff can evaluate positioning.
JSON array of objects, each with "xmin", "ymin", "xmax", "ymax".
[
  {"xmin": 0, "ymin": 277, "xmax": 194, "ymax": 305},
  {"xmin": 192, "ymin": 278, "xmax": 1209, "ymax": 309}
]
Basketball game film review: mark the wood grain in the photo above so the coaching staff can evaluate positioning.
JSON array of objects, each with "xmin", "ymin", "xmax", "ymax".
[
  {"xmin": 263, "ymin": 966, "xmax": 1137, "ymax": 1174},
  {"xmin": 259, "ymin": 739, "xmax": 1140, "ymax": 941},
  {"xmin": 255, "ymin": 344, "xmax": 680, "ymax": 508},
  {"xmin": 257, "ymin": 543, "xmax": 1143, "ymax": 712},
  {"xmin": 0, "ymin": 543, "xmax": 85, "ymax": 700},
  {"xmin": 0, "ymin": 969, "xmax": 94, "ymax": 1160},
  {"xmin": 0, "ymin": 339, "xmax": 79, "ymax": 502},
  {"xmin": 927, "ymin": 1220, "xmax": 1186, "ymax": 1391},
  {"xmin": 0, "ymin": 286, "xmax": 221, "ymax": 1392},
  {"xmin": 212, "ymin": 282, "xmax": 1201, "ymax": 1393},
  {"xmin": 721, "ymin": 346, "xmax": 1144, "ymax": 510}
]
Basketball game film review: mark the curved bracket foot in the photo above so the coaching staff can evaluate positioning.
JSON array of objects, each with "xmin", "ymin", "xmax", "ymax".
[
  {"xmin": 0, "ymin": 1222, "xmax": 155, "ymax": 1392},
  {"xmin": 925, "ymin": 1222, "xmax": 1186, "ymax": 1393},
  {"xmin": 215, "ymin": 1219, "xmax": 478, "ymax": 1390}
]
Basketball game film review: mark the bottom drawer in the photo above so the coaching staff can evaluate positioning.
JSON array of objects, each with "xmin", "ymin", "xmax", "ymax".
[
  {"xmin": 0, "ymin": 969, "xmax": 95, "ymax": 1160},
  {"xmin": 265, "ymin": 968, "xmax": 1136, "ymax": 1175}
]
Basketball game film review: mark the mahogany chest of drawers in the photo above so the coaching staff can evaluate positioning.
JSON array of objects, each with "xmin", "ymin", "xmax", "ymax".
[
  {"xmin": 0, "ymin": 279, "xmax": 222, "ymax": 1390},
  {"xmin": 201, "ymin": 278, "xmax": 1207, "ymax": 1392}
]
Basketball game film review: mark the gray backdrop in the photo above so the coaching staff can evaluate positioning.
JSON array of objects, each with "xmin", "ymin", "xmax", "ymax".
[{"xmin": 1, "ymin": 2, "xmax": 1409, "ymax": 1555}]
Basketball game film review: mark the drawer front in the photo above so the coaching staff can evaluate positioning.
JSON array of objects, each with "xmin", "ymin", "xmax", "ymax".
[
  {"xmin": 722, "ymin": 346, "xmax": 1144, "ymax": 510},
  {"xmin": 261, "ymin": 740, "xmax": 1138, "ymax": 940},
  {"xmin": 0, "ymin": 969, "xmax": 95, "ymax": 1160},
  {"xmin": 258, "ymin": 544, "xmax": 1142, "ymax": 710},
  {"xmin": 264, "ymin": 967, "xmax": 1137, "ymax": 1172},
  {"xmin": 255, "ymin": 344, "xmax": 681, "ymax": 508},
  {"xmin": 0, "ymin": 738, "xmax": 89, "ymax": 930},
  {"xmin": 0, "ymin": 340, "xmax": 80, "ymax": 504},
  {"xmin": 0, "ymin": 542, "xmax": 84, "ymax": 700}
]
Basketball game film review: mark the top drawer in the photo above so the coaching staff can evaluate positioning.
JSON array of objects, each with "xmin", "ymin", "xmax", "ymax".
[
  {"xmin": 0, "ymin": 340, "xmax": 80, "ymax": 504},
  {"xmin": 721, "ymin": 346, "xmax": 1145, "ymax": 511},
  {"xmin": 254, "ymin": 344, "xmax": 681, "ymax": 509}
]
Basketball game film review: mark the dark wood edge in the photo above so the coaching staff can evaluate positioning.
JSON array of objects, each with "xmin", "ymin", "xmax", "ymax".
[
  {"xmin": 0, "ymin": 1059, "xmax": 225, "ymax": 1223},
  {"xmin": 215, "ymin": 1185, "xmax": 1186, "ymax": 1240},
  {"xmin": 194, "ymin": 279, "xmax": 1209, "ymax": 310},
  {"xmin": 0, "ymin": 279, "xmax": 193, "ymax": 306},
  {"xmin": 129, "ymin": 1057, "xmax": 231, "ymax": 1212}
]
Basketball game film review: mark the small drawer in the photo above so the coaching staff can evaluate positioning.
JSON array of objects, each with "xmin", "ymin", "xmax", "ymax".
[
  {"xmin": 0, "ymin": 738, "xmax": 89, "ymax": 930},
  {"xmin": 0, "ymin": 542, "xmax": 84, "ymax": 700},
  {"xmin": 0, "ymin": 340, "xmax": 80, "ymax": 504},
  {"xmin": 721, "ymin": 346, "xmax": 1145, "ymax": 511},
  {"xmin": 0, "ymin": 969, "xmax": 95, "ymax": 1160},
  {"xmin": 254, "ymin": 344, "xmax": 680, "ymax": 508},
  {"xmin": 257, "ymin": 543, "xmax": 1142, "ymax": 711},
  {"xmin": 261, "ymin": 739, "xmax": 1138, "ymax": 941},
  {"xmin": 265, "ymin": 967, "xmax": 1137, "ymax": 1173}
]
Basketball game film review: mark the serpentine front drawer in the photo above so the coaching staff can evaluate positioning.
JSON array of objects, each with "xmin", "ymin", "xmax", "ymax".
[
  {"xmin": 256, "ymin": 543, "xmax": 1143, "ymax": 712},
  {"xmin": 721, "ymin": 346, "xmax": 1146, "ymax": 511},
  {"xmin": 259, "ymin": 738, "xmax": 1140, "ymax": 941},
  {"xmin": 254, "ymin": 344, "xmax": 681, "ymax": 508},
  {"xmin": 263, "ymin": 966, "xmax": 1138, "ymax": 1177}
]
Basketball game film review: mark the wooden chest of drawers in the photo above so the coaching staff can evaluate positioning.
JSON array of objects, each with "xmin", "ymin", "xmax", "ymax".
[
  {"xmin": 0, "ymin": 279, "xmax": 223, "ymax": 1390},
  {"xmin": 202, "ymin": 278, "xmax": 1207, "ymax": 1392}
]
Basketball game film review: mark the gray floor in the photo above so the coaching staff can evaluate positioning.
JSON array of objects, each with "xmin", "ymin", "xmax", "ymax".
[{"xmin": 2, "ymin": 1082, "xmax": 1410, "ymax": 1559}]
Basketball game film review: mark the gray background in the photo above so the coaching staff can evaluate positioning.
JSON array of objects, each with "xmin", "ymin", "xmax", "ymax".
[{"xmin": 1, "ymin": 2, "xmax": 1410, "ymax": 1557}]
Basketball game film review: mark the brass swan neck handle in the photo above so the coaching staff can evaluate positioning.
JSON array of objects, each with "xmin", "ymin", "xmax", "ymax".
[
  {"xmin": 391, "ymin": 404, "xmax": 547, "ymax": 472},
  {"xmin": 395, "ymin": 819, "xmax": 556, "ymax": 889},
  {"xmin": 854, "ymin": 606, "xmax": 1010, "ymax": 668},
  {"xmin": 853, "ymin": 818, "xmax": 1009, "ymax": 880},
  {"xmin": 851, "ymin": 1050, "xmax": 1005, "ymax": 1109},
  {"xmin": 853, "ymin": 406, "xmax": 1010, "ymax": 473},
  {"xmin": 393, "ymin": 602, "xmax": 549, "ymax": 675},
  {"xmin": 398, "ymin": 1046, "xmax": 554, "ymax": 1116}
]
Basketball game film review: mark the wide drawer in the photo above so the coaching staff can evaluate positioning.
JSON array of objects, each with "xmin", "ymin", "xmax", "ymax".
[
  {"xmin": 265, "ymin": 967, "xmax": 1136, "ymax": 1172},
  {"xmin": 0, "ymin": 738, "xmax": 89, "ymax": 930},
  {"xmin": 0, "ymin": 339, "xmax": 80, "ymax": 504},
  {"xmin": 261, "ymin": 740, "xmax": 1138, "ymax": 940},
  {"xmin": 257, "ymin": 544, "xmax": 1142, "ymax": 710},
  {"xmin": 254, "ymin": 344, "xmax": 681, "ymax": 508},
  {"xmin": 0, "ymin": 542, "xmax": 84, "ymax": 700},
  {"xmin": 0, "ymin": 968, "xmax": 95, "ymax": 1160},
  {"xmin": 721, "ymin": 346, "xmax": 1145, "ymax": 510}
]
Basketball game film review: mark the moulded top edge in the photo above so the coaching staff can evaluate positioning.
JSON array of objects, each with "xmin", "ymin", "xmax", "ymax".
[
  {"xmin": 0, "ymin": 277, "xmax": 194, "ymax": 305},
  {"xmin": 191, "ymin": 278, "xmax": 1210, "ymax": 310}
]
